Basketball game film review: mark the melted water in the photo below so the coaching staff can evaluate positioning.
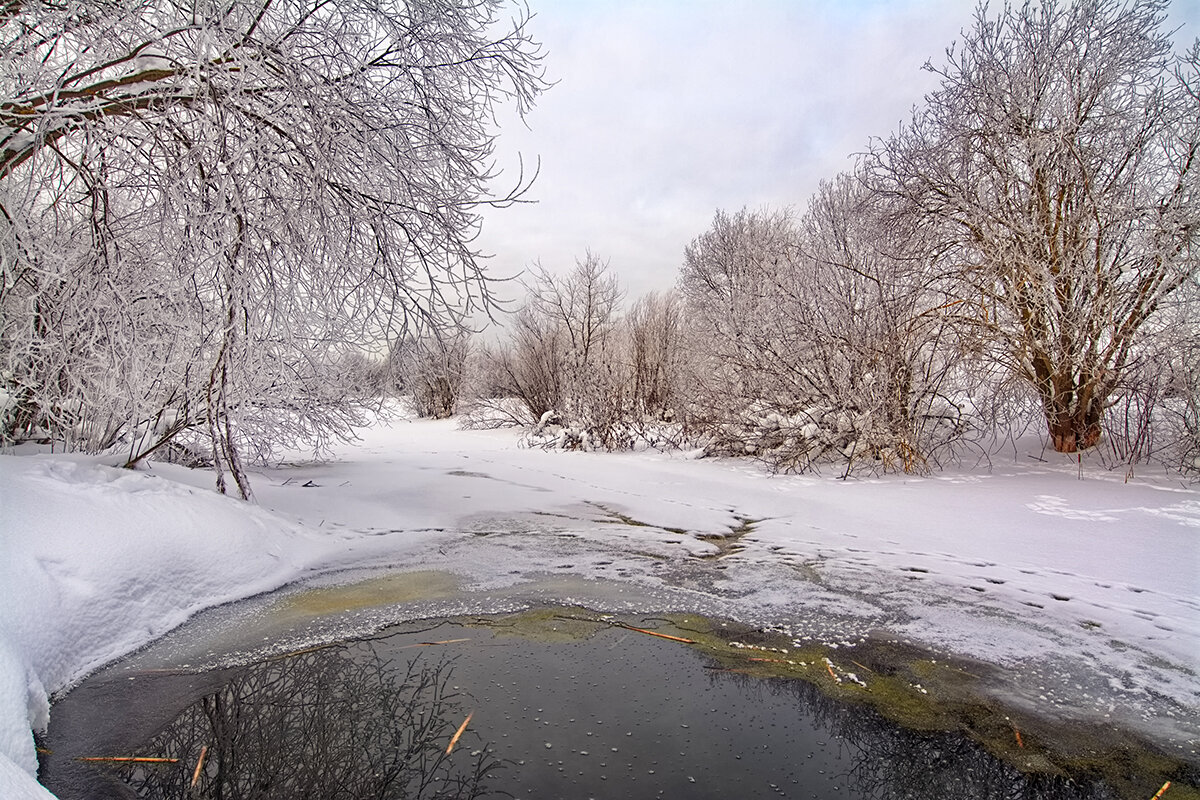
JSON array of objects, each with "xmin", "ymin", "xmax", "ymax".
[{"xmin": 40, "ymin": 618, "xmax": 1114, "ymax": 800}]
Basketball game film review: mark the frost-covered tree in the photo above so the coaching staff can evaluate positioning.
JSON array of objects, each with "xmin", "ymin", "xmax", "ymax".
[
  {"xmin": 469, "ymin": 255, "xmax": 689, "ymax": 449},
  {"xmin": 679, "ymin": 185, "xmax": 971, "ymax": 474},
  {"xmin": 0, "ymin": 0, "xmax": 546, "ymax": 497},
  {"xmin": 1099, "ymin": 273, "xmax": 1200, "ymax": 471},
  {"xmin": 476, "ymin": 254, "xmax": 626, "ymax": 443},
  {"xmin": 677, "ymin": 206, "xmax": 796, "ymax": 411},
  {"xmin": 865, "ymin": 0, "xmax": 1199, "ymax": 454},
  {"xmin": 791, "ymin": 177, "xmax": 973, "ymax": 471},
  {"xmin": 390, "ymin": 327, "xmax": 473, "ymax": 420},
  {"xmin": 626, "ymin": 290, "xmax": 685, "ymax": 422}
]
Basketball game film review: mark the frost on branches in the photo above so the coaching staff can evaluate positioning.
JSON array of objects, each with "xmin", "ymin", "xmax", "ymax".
[
  {"xmin": 677, "ymin": 183, "xmax": 975, "ymax": 477},
  {"xmin": 467, "ymin": 255, "xmax": 689, "ymax": 452},
  {"xmin": 0, "ymin": 0, "xmax": 546, "ymax": 496},
  {"xmin": 678, "ymin": 0, "xmax": 1198, "ymax": 473},
  {"xmin": 865, "ymin": 0, "xmax": 1199, "ymax": 455}
]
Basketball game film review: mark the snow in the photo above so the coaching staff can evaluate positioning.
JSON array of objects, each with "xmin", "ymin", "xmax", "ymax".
[{"xmin": 1, "ymin": 412, "xmax": 1198, "ymax": 798}]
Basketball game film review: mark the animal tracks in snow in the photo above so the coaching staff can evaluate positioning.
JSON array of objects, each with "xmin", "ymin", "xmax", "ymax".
[
  {"xmin": 1026, "ymin": 495, "xmax": 1119, "ymax": 522},
  {"xmin": 1026, "ymin": 496, "xmax": 1200, "ymax": 528}
]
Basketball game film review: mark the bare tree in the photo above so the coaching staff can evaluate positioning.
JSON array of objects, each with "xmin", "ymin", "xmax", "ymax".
[
  {"xmin": 865, "ymin": 0, "xmax": 1199, "ymax": 454},
  {"xmin": 473, "ymin": 254, "xmax": 627, "ymax": 444},
  {"xmin": 390, "ymin": 327, "xmax": 474, "ymax": 420},
  {"xmin": 468, "ymin": 254, "xmax": 695, "ymax": 448},
  {"xmin": 473, "ymin": 299, "xmax": 567, "ymax": 427},
  {"xmin": 678, "ymin": 186, "xmax": 972, "ymax": 475},
  {"xmin": 626, "ymin": 290, "xmax": 686, "ymax": 421},
  {"xmin": 525, "ymin": 253, "xmax": 624, "ymax": 393},
  {"xmin": 0, "ymin": 0, "xmax": 546, "ymax": 496}
]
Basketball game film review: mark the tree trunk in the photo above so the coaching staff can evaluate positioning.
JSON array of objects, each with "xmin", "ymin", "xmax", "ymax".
[{"xmin": 1045, "ymin": 403, "xmax": 1103, "ymax": 453}]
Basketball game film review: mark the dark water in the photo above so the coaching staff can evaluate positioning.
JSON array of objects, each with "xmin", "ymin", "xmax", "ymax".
[{"xmin": 40, "ymin": 619, "xmax": 1115, "ymax": 800}]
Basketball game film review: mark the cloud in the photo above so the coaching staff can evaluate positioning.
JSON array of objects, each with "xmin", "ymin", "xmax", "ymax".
[{"xmin": 478, "ymin": 0, "xmax": 1200, "ymax": 303}]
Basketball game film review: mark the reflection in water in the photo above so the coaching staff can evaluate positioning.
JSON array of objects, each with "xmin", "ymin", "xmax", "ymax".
[
  {"xmin": 113, "ymin": 643, "xmax": 498, "ymax": 800},
  {"xmin": 722, "ymin": 671, "xmax": 1118, "ymax": 800}
]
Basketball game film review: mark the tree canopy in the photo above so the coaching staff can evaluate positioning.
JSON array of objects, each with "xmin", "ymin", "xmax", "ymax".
[
  {"xmin": 1, "ymin": 0, "xmax": 547, "ymax": 495},
  {"xmin": 865, "ymin": 0, "xmax": 1198, "ymax": 453}
]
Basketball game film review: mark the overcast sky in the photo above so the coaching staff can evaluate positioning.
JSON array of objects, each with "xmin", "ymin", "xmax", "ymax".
[{"xmin": 477, "ymin": 0, "xmax": 1200, "ymax": 304}]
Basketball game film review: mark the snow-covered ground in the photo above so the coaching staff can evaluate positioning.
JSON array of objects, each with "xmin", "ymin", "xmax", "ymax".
[{"xmin": 1, "ymin": 412, "xmax": 1198, "ymax": 798}]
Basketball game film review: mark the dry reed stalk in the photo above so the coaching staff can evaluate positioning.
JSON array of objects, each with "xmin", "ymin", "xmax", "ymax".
[
  {"xmin": 446, "ymin": 712, "xmax": 474, "ymax": 754},
  {"xmin": 190, "ymin": 745, "xmax": 208, "ymax": 788},
  {"xmin": 400, "ymin": 638, "xmax": 471, "ymax": 649},
  {"xmin": 618, "ymin": 624, "xmax": 695, "ymax": 644}
]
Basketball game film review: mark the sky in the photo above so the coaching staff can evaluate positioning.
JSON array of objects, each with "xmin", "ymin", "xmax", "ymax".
[{"xmin": 476, "ymin": 0, "xmax": 1200, "ymax": 305}]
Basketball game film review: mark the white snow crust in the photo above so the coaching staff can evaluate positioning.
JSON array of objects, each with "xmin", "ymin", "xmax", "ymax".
[{"xmin": 1, "ymin": 412, "xmax": 1197, "ymax": 797}]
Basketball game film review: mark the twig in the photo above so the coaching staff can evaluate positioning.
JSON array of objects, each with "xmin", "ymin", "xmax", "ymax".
[
  {"xmin": 1013, "ymin": 727, "xmax": 1024, "ymax": 749},
  {"xmin": 78, "ymin": 757, "xmax": 179, "ymax": 764},
  {"xmin": 551, "ymin": 613, "xmax": 697, "ymax": 644},
  {"xmin": 399, "ymin": 638, "xmax": 471, "ymax": 649},
  {"xmin": 617, "ymin": 623, "xmax": 695, "ymax": 644},
  {"xmin": 190, "ymin": 745, "xmax": 208, "ymax": 788},
  {"xmin": 446, "ymin": 712, "xmax": 473, "ymax": 754},
  {"xmin": 1152, "ymin": 781, "xmax": 1171, "ymax": 799}
]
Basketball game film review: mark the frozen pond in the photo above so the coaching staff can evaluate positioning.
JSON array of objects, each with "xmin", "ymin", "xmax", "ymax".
[
  {"xmin": 37, "ymin": 573, "xmax": 1185, "ymax": 799},
  {"xmin": 42, "ymin": 618, "xmax": 1119, "ymax": 800}
]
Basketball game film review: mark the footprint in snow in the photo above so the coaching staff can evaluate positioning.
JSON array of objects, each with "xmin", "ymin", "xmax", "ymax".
[{"xmin": 1027, "ymin": 495, "xmax": 1118, "ymax": 522}]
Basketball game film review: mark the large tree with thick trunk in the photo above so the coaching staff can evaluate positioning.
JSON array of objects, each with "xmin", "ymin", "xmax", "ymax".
[{"xmin": 865, "ymin": 0, "xmax": 1198, "ymax": 453}]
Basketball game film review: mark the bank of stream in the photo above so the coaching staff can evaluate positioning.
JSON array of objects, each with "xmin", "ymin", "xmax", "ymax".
[{"xmin": 38, "ymin": 572, "xmax": 1198, "ymax": 800}]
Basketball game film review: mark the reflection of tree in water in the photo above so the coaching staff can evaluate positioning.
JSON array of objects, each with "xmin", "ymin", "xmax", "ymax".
[
  {"xmin": 119, "ymin": 642, "xmax": 499, "ymax": 800},
  {"xmin": 714, "ymin": 671, "xmax": 1115, "ymax": 800}
]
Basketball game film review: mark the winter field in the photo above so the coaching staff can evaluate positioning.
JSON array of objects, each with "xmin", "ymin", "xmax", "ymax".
[{"xmin": 1, "ymin": 409, "xmax": 1198, "ymax": 799}]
